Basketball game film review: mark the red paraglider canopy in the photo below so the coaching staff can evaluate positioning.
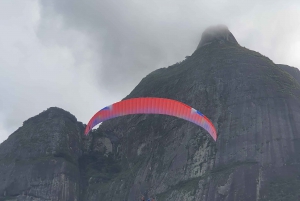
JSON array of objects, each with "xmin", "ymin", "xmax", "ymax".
[{"xmin": 85, "ymin": 97, "xmax": 217, "ymax": 141}]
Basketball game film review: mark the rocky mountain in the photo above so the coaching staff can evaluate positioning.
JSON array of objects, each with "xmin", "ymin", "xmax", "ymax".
[{"xmin": 1, "ymin": 25, "xmax": 300, "ymax": 201}]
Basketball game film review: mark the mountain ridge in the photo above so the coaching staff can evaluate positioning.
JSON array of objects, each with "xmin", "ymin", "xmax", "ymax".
[{"xmin": 1, "ymin": 26, "xmax": 300, "ymax": 201}]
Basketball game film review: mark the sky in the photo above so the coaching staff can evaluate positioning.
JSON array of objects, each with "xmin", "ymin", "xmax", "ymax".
[{"xmin": 1, "ymin": 0, "xmax": 300, "ymax": 143}]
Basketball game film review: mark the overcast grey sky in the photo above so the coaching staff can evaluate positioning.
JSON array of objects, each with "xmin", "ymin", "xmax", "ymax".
[{"xmin": 1, "ymin": 0, "xmax": 300, "ymax": 143}]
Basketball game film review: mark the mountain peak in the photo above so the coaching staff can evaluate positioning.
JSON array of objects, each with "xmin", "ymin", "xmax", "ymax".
[{"xmin": 196, "ymin": 25, "xmax": 238, "ymax": 49}]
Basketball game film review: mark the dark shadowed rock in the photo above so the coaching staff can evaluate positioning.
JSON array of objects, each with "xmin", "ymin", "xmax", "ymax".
[
  {"xmin": 0, "ymin": 107, "xmax": 84, "ymax": 201},
  {"xmin": 277, "ymin": 64, "xmax": 300, "ymax": 85}
]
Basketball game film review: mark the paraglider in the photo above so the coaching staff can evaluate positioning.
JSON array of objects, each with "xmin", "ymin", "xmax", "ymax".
[{"xmin": 84, "ymin": 97, "xmax": 217, "ymax": 141}]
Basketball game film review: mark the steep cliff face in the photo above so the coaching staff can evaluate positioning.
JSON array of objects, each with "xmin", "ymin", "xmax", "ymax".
[
  {"xmin": 1, "ymin": 25, "xmax": 300, "ymax": 201},
  {"xmin": 82, "ymin": 26, "xmax": 300, "ymax": 201},
  {"xmin": 0, "ymin": 108, "xmax": 84, "ymax": 201},
  {"xmin": 277, "ymin": 64, "xmax": 300, "ymax": 85},
  {"xmin": 84, "ymin": 25, "xmax": 300, "ymax": 201}
]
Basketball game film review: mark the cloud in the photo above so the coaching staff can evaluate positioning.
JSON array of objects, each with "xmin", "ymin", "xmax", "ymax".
[
  {"xmin": 231, "ymin": 2, "xmax": 300, "ymax": 66},
  {"xmin": 0, "ymin": 0, "xmax": 121, "ymax": 143},
  {"xmin": 37, "ymin": 0, "xmax": 300, "ymax": 91},
  {"xmin": 1, "ymin": 0, "xmax": 300, "ymax": 142}
]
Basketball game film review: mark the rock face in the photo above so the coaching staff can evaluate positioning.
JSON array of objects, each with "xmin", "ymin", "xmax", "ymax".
[
  {"xmin": 0, "ymin": 108, "xmax": 84, "ymax": 201},
  {"xmin": 277, "ymin": 64, "xmax": 300, "ymax": 85},
  {"xmin": 1, "ymin": 26, "xmax": 300, "ymax": 201}
]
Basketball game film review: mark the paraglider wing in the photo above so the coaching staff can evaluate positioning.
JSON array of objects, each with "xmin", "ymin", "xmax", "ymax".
[{"xmin": 84, "ymin": 97, "xmax": 217, "ymax": 141}]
